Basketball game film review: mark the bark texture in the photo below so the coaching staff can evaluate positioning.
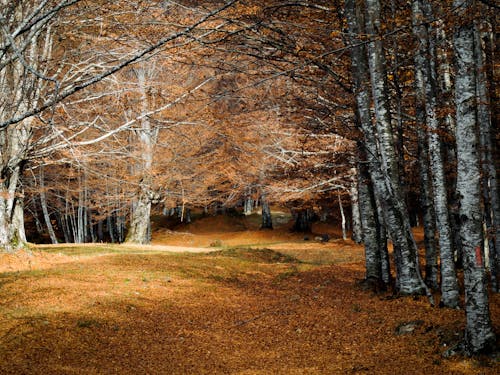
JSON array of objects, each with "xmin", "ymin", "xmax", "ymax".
[
  {"xmin": 412, "ymin": 0, "xmax": 459, "ymax": 306},
  {"xmin": 454, "ymin": 4, "xmax": 495, "ymax": 353},
  {"xmin": 125, "ymin": 68, "xmax": 156, "ymax": 244},
  {"xmin": 346, "ymin": 0, "xmax": 427, "ymax": 295}
]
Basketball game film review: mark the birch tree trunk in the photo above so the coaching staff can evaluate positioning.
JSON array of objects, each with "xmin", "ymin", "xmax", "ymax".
[
  {"xmin": 346, "ymin": 0, "xmax": 393, "ymax": 291},
  {"xmin": 357, "ymin": 148, "xmax": 387, "ymax": 290},
  {"xmin": 417, "ymin": 121, "xmax": 438, "ymax": 290},
  {"xmin": 412, "ymin": 0, "xmax": 459, "ymax": 306},
  {"xmin": 435, "ymin": 23, "xmax": 463, "ymax": 269},
  {"xmin": 360, "ymin": 0, "xmax": 428, "ymax": 295},
  {"xmin": 338, "ymin": 193, "xmax": 347, "ymax": 240},
  {"xmin": 350, "ymin": 169, "xmax": 363, "ymax": 244},
  {"xmin": 453, "ymin": 2, "xmax": 495, "ymax": 353},
  {"xmin": 475, "ymin": 20, "xmax": 500, "ymax": 292}
]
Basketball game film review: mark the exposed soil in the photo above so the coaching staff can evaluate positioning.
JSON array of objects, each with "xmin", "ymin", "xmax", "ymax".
[{"xmin": 0, "ymin": 215, "xmax": 498, "ymax": 374}]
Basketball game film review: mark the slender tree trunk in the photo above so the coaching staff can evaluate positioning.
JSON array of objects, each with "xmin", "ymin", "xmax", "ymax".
[
  {"xmin": 350, "ymin": 0, "xmax": 428, "ymax": 296},
  {"xmin": 436, "ymin": 22, "xmax": 463, "ymax": 269},
  {"xmin": 453, "ymin": 3, "xmax": 495, "ymax": 353},
  {"xmin": 338, "ymin": 192, "xmax": 347, "ymax": 240},
  {"xmin": 412, "ymin": 0, "xmax": 459, "ymax": 306},
  {"xmin": 244, "ymin": 187, "xmax": 254, "ymax": 216},
  {"xmin": 346, "ymin": 0, "xmax": 398, "ymax": 292},
  {"xmin": 260, "ymin": 191, "xmax": 273, "ymax": 229},
  {"xmin": 413, "ymin": 14, "xmax": 438, "ymax": 287},
  {"xmin": 417, "ymin": 122, "xmax": 438, "ymax": 290},
  {"xmin": 97, "ymin": 219, "xmax": 104, "ymax": 242},
  {"xmin": 39, "ymin": 167, "xmax": 58, "ymax": 244},
  {"xmin": 475, "ymin": 19, "xmax": 500, "ymax": 292},
  {"xmin": 108, "ymin": 214, "xmax": 116, "ymax": 243},
  {"xmin": 350, "ymin": 169, "xmax": 363, "ymax": 244}
]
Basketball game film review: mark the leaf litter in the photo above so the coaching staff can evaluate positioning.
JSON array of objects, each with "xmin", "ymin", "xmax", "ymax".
[{"xmin": 0, "ymin": 225, "xmax": 498, "ymax": 374}]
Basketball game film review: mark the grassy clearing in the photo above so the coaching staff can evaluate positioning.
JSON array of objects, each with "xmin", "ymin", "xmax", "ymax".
[{"xmin": 0, "ymin": 241, "xmax": 498, "ymax": 374}]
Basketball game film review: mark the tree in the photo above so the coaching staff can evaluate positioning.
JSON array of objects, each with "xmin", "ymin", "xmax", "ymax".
[
  {"xmin": 412, "ymin": 0, "xmax": 459, "ymax": 307},
  {"xmin": 453, "ymin": 0, "xmax": 495, "ymax": 355},
  {"xmin": 345, "ymin": 0, "xmax": 429, "ymax": 296},
  {"xmin": 0, "ymin": 0, "xmax": 238, "ymax": 250}
]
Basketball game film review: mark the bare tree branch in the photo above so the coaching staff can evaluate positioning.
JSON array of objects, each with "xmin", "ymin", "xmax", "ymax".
[{"xmin": 0, "ymin": 0, "xmax": 238, "ymax": 129}]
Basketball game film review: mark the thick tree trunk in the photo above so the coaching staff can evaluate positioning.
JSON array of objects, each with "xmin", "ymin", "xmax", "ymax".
[
  {"xmin": 125, "ymin": 68, "xmax": 156, "ymax": 244},
  {"xmin": 126, "ymin": 194, "xmax": 152, "ymax": 244},
  {"xmin": 0, "ymin": 125, "xmax": 29, "ymax": 251},
  {"xmin": 453, "ymin": 6, "xmax": 495, "ymax": 353},
  {"xmin": 0, "ymin": 3, "xmax": 57, "ymax": 250}
]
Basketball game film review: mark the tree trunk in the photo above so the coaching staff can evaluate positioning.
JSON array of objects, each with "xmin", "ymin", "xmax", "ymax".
[
  {"xmin": 357, "ymin": 149, "xmax": 387, "ymax": 290},
  {"xmin": 125, "ymin": 67, "xmax": 156, "ymax": 244},
  {"xmin": 39, "ymin": 167, "xmax": 58, "ymax": 244},
  {"xmin": 126, "ymin": 194, "xmax": 152, "ymax": 244},
  {"xmin": 434, "ymin": 23, "xmax": 464, "ymax": 270},
  {"xmin": 292, "ymin": 209, "xmax": 313, "ymax": 233},
  {"xmin": 350, "ymin": 169, "xmax": 363, "ymax": 244},
  {"xmin": 260, "ymin": 193, "xmax": 273, "ymax": 229},
  {"xmin": 453, "ymin": 5, "xmax": 495, "ymax": 353},
  {"xmin": 417, "ymin": 120, "xmax": 438, "ymax": 290},
  {"xmin": 475, "ymin": 19, "xmax": 500, "ymax": 292},
  {"xmin": 108, "ymin": 214, "xmax": 116, "ymax": 243},
  {"xmin": 0, "ymin": 4, "xmax": 53, "ymax": 251},
  {"xmin": 346, "ymin": 0, "xmax": 428, "ymax": 296},
  {"xmin": 338, "ymin": 192, "xmax": 347, "ymax": 240},
  {"xmin": 412, "ymin": 0, "xmax": 459, "ymax": 306},
  {"xmin": 0, "ymin": 125, "xmax": 29, "ymax": 251},
  {"xmin": 413, "ymin": 17, "xmax": 438, "ymax": 288}
]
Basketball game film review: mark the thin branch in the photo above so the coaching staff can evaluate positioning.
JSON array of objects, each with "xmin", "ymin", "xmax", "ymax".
[{"xmin": 0, "ymin": 0, "xmax": 238, "ymax": 129}]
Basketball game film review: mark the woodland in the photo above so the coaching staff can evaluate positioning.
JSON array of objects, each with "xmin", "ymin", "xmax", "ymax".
[{"xmin": 0, "ymin": 0, "xmax": 499, "ymax": 369}]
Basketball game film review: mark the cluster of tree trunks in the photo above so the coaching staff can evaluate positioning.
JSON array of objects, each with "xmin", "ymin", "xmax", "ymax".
[{"xmin": 346, "ymin": 0, "xmax": 497, "ymax": 355}]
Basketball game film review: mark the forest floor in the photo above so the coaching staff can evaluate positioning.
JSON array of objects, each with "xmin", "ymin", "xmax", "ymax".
[{"xmin": 0, "ymin": 213, "xmax": 499, "ymax": 374}]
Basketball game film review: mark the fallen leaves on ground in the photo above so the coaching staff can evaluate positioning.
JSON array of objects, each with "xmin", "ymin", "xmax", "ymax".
[{"xmin": 0, "ymin": 225, "xmax": 498, "ymax": 374}]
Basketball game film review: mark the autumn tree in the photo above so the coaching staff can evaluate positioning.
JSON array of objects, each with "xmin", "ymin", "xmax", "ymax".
[{"xmin": 0, "ymin": 0, "xmax": 238, "ymax": 250}]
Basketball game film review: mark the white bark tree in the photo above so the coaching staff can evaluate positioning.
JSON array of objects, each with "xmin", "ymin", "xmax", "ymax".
[
  {"xmin": 412, "ymin": 0, "xmax": 459, "ymax": 307},
  {"xmin": 345, "ymin": 0, "xmax": 429, "ymax": 296},
  {"xmin": 0, "ymin": 0, "xmax": 238, "ymax": 250},
  {"xmin": 453, "ymin": 0, "xmax": 495, "ymax": 355}
]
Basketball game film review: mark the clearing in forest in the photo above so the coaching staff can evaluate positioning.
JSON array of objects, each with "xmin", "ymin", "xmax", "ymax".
[{"xmin": 0, "ymin": 215, "xmax": 498, "ymax": 374}]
